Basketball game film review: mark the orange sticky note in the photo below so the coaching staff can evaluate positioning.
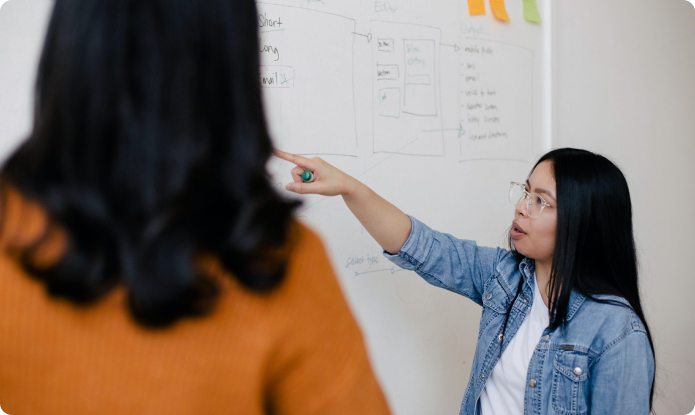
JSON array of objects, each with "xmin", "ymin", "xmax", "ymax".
[
  {"xmin": 489, "ymin": 0, "xmax": 511, "ymax": 21},
  {"xmin": 468, "ymin": 0, "xmax": 486, "ymax": 15}
]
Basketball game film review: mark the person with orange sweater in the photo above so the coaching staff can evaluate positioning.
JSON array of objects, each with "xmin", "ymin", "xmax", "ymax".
[{"xmin": 0, "ymin": 0, "xmax": 391, "ymax": 414}]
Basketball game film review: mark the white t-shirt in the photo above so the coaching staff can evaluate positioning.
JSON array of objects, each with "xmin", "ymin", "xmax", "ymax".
[{"xmin": 479, "ymin": 273, "xmax": 550, "ymax": 415}]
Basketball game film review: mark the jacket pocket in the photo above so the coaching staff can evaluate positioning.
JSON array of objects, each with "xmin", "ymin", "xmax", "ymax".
[
  {"xmin": 478, "ymin": 276, "xmax": 510, "ymax": 340},
  {"xmin": 481, "ymin": 276, "xmax": 510, "ymax": 314},
  {"xmin": 551, "ymin": 350, "xmax": 590, "ymax": 415}
]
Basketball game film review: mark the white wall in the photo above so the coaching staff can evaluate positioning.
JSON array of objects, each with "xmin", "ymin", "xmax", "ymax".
[
  {"xmin": 553, "ymin": 1, "xmax": 695, "ymax": 413},
  {"xmin": 0, "ymin": 0, "xmax": 51, "ymax": 159}
]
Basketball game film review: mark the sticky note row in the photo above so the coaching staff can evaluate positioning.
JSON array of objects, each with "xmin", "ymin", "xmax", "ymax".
[{"xmin": 468, "ymin": 0, "xmax": 542, "ymax": 23}]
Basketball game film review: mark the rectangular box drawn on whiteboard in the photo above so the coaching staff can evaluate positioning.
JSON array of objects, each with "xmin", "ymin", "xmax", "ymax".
[
  {"xmin": 378, "ymin": 88, "xmax": 401, "ymax": 118},
  {"xmin": 377, "ymin": 64, "xmax": 400, "ymax": 81},
  {"xmin": 377, "ymin": 39, "xmax": 395, "ymax": 52},
  {"xmin": 405, "ymin": 75, "xmax": 431, "ymax": 85},
  {"xmin": 403, "ymin": 39, "xmax": 437, "ymax": 116},
  {"xmin": 372, "ymin": 21, "xmax": 444, "ymax": 156},
  {"xmin": 257, "ymin": 2, "xmax": 357, "ymax": 156}
]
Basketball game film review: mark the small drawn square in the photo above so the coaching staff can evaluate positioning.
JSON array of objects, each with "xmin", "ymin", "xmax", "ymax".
[
  {"xmin": 378, "ymin": 88, "xmax": 401, "ymax": 118},
  {"xmin": 377, "ymin": 64, "xmax": 399, "ymax": 81},
  {"xmin": 377, "ymin": 38, "xmax": 395, "ymax": 52}
]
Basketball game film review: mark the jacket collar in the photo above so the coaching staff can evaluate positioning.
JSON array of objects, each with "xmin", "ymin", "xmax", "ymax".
[{"xmin": 518, "ymin": 257, "xmax": 586, "ymax": 321}]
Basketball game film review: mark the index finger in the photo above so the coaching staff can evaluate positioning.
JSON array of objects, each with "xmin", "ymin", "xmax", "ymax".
[{"xmin": 273, "ymin": 149, "xmax": 317, "ymax": 171}]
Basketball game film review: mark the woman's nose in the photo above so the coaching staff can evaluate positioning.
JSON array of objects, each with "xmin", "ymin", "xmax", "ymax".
[{"xmin": 515, "ymin": 197, "xmax": 527, "ymax": 217}]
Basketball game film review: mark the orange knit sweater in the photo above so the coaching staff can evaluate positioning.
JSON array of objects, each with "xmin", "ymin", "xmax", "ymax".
[{"xmin": 0, "ymin": 183, "xmax": 391, "ymax": 415}]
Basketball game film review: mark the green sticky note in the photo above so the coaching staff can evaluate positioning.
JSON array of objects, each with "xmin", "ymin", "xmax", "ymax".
[{"xmin": 523, "ymin": 0, "xmax": 542, "ymax": 23}]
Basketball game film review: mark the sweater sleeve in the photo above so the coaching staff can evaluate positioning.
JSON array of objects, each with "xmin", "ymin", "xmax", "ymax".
[{"xmin": 264, "ymin": 225, "xmax": 391, "ymax": 415}]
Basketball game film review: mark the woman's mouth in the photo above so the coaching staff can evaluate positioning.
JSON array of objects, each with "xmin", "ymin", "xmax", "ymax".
[{"xmin": 511, "ymin": 223, "xmax": 526, "ymax": 239}]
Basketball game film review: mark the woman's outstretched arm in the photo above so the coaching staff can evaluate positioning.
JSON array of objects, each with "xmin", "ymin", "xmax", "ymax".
[{"xmin": 273, "ymin": 149, "xmax": 411, "ymax": 254}]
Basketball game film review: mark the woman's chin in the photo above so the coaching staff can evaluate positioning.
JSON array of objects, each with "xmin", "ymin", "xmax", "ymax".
[{"xmin": 514, "ymin": 245, "xmax": 530, "ymax": 258}]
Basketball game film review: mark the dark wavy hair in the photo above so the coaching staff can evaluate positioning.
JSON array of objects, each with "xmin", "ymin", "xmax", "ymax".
[
  {"xmin": 0, "ymin": 0, "xmax": 301, "ymax": 329},
  {"xmin": 500, "ymin": 148, "xmax": 656, "ymax": 411}
]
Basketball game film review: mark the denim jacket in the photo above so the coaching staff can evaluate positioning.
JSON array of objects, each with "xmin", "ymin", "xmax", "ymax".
[{"xmin": 382, "ymin": 215, "xmax": 654, "ymax": 415}]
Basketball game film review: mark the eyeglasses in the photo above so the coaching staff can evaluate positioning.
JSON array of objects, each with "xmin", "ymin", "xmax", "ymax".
[{"xmin": 509, "ymin": 181, "xmax": 553, "ymax": 219}]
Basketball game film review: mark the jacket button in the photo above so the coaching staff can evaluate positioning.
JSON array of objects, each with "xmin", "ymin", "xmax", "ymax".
[
  {"xmin": 481, "ymin": 374, "xmax": 486, "ymax": 380},
  {"xmin": 574, "ymin": 367, "xmax": 583, "ymax": 376},
  {"xmin": 498, "ymin": 334, "xmax": 504, "ymax": 340},
  {"xmin": 523, "ymin": 297, "xmax": 529, "ymax": 302},
  {"xmin": 542, "ymin": 335, "xmax": 550, "ymax": 341},
  {"xmin": 486, "ymin": 293, "xmax": 493, "ymax": 300},
  {"xmin": 528, "ymin": 379, "xmax": 537, "ymax": 388}
]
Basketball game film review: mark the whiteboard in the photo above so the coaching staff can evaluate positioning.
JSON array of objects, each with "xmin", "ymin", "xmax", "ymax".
[
  {"xmin": 0, "ymin": 0, "xmax": 551, "ymax": 413},
  {"xmin": 260, "ymin": 1, "xmax": 550, "ymax": 413}
]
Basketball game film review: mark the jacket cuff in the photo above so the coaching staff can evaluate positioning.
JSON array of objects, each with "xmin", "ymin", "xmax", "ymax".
[{"xmin": 381, "ymin": 215, "xmax": 435, "ymax": 271}]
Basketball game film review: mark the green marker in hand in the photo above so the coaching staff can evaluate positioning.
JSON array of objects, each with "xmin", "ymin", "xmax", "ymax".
[{"xmin": 301, "ymin": 171, "xmax": 314, "ymax": 183}]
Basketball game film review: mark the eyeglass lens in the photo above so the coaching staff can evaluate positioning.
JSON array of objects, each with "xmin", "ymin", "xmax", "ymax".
[{"xmin": 509, "ymin": 183, "xmax": 544, "ymax": 218}]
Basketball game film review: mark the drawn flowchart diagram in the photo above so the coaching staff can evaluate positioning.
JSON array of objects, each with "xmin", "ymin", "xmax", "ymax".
[
  {"xmin": 255, "ymin": 9, "xmax": 533, "ymax": 162},
  {"xmin": 372, "ymin": 22, "xmax": 445, "ymax": 156},
  {"xmin": 257, "ymin": 3, "xmax": 358, "ymax": 156},
  {"xmin": 458, "ymin": 38, "xmax": 534, "ymax": 161}
]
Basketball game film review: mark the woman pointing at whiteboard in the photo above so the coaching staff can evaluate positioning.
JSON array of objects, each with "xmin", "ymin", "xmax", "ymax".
[{"xmin": 275, "ymin": 147, "xmax": 656, "ymax": 415}]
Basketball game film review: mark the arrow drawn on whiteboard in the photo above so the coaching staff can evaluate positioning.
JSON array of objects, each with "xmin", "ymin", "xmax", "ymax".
[
  {"xmin": 354, "ymin": 267, "xmax": 408, "ymax": 276},
  {"xmin": 441, "ymin": 42, "xmax": 461, "ymax": 52},
  {"xmin": 423, "ymin": 124, "xmax": 466, "ymax": 138},
  {"xmin": 352, "ymin": 31, "xmax": 372, "ymax": 43}
]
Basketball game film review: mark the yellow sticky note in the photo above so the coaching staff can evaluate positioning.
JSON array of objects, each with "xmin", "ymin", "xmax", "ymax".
[
  {"xmin": 523, "ymin": 0, "xmax": 542, "ymax": 23},
  {"xmin": 489, "ymin": 0, "xmax": 510, "ymax": 21},
  {"xmin": 468, "ymin": 0, "xmax": 486, "ymax": 15}
]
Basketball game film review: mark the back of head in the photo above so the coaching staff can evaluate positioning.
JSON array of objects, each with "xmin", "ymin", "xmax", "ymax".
[{"xmin": 0, "ymin": 0, "xmax": 301, "ymax": 328}]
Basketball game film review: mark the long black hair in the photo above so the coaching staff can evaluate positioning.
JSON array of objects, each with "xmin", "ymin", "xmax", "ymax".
[
  {"xmin": 499, "ymin": 148, "xmax": 656, "ymax": 411},
  {"xmin": 0, "ymin": 0, "xmax": 301, "ymax": 328}
]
